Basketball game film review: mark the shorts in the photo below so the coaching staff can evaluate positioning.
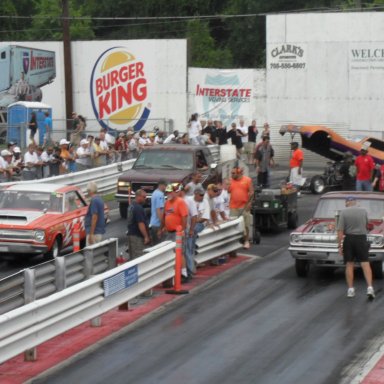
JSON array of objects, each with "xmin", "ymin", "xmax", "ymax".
[
  {"xmin": 343, "ymin": 234, "xmax": 369, "ymax": 263},
  {"xmin": 230, "ymin": 208, "xmax": 251, "ymax": 234}
]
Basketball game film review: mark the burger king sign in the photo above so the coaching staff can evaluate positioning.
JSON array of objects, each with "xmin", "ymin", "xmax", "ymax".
[{"xmin": 90, "ymin": 47, "xmax": 151, "ymax": 131}]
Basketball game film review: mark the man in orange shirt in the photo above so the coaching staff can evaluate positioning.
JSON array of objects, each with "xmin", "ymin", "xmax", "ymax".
[
  {"xmin": 229, "ymin": 167, "xmax": 254, "ymax": 249},
  {"xmin": 162, "ymin": 183, "xmax": 190, "ymax": 282},
  {"xmin": 289, "ymin": 142, "xmax": 304, "ymax": 196}
]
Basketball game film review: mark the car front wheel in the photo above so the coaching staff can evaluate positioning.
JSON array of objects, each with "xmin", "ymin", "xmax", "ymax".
[
  {"xmin": 295, "ymin": 259, "xmax": 310, "ymax": 277},
  {"xmin": 44, "ymin": 238, "xmax": 61, "ymax": 260}
]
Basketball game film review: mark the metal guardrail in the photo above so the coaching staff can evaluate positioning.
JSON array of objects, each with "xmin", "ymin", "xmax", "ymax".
[
  {"xmin": 0, "ymin": 241, "xmax": 175, "ymax": 364},
  {"xmin": 195, "ymin": 217, "xmax": 244, "ymax": 264},
  {"xmin": 0, "ymin": 238, "xmax": 118, "ymax": 315},
  {"xmin": 0, "ymin": 158, "xmax": 135, "ymax": 194}
]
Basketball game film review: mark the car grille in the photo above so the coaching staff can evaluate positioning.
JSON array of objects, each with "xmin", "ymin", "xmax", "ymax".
[
  {"xmin": 0, "ymin": 229, "xmax": 35, "ymax": 240},
  {"xmin": 132, "ymin": 183, "xmax": 157, "ymax": 195}
]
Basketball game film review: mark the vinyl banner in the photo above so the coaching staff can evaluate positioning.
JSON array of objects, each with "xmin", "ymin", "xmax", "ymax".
[{"xmin": 188, "ymin": 68, "xmax": 254, "ymax": 125}]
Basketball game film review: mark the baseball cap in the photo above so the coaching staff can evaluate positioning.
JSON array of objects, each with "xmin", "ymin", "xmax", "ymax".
[
  {"xmin": 80, "ymin": 139, "xmax": 89, "ymax": 145},
  {"xmin": 165, "ymin": 183, "xmax": 183, "ymax": 193},
  {"xmin": 13, "ymin": 146, "xmax": 21, "ymax": 153},
  {"xmin": 59, "ymin": 139, "xmax": 70, "ymax": 145},
  {"xmin": 149, "ymin": 132, "xmax": 156, "ymax": 138},
  {"xmin": 194, "ymin": 187, "xmax": 205, "ymax": 195},
  {"xmin": 1, "ymin": 149, "xmax": 12, "ymax": 157},
  {"xmin": 346, "ymin": 196, "xmax": 356, "ymax": 202}
]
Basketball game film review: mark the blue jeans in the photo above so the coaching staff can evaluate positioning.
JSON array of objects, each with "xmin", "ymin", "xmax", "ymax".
[
  {"xmin": 185, "ymin": 222, "xmax": 205, "ymax": 276},
  {"xmin": 356, "ymin": 179, "xmax": 372, "ymax": 191}
]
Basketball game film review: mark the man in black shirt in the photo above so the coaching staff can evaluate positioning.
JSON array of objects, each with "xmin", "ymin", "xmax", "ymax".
[
  {"xmin": 227, "ymin": 122, "xmax": 243, "ymax": 159},
  {"xmin": 127, "ymin": 189, "xmax": 150, "ymax": 260},
  {"xmin": 215, "ymin": 121, "xmax": 227, "ymax": 145},
  {"xmin": 203, "ymin": 119, "xmax": 217, "ymax": 143}
]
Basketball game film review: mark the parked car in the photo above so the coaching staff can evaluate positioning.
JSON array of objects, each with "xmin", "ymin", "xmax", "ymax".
[
  {"xmin": 0, "ymin": 183, "xmax": 108, "ymax": 259},
  {"xmin": 279, "ymin": 124, "xmax": 384, "ymax": 164},
  {"xmin": 288, "ymin": 191, "xmax": 384, "ymax": 279}
]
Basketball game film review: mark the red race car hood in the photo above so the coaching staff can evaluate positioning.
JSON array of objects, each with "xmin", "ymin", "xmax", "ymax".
[{"xmin": 0, "ymin": 210, "xmax": 57, "ymax": 227}]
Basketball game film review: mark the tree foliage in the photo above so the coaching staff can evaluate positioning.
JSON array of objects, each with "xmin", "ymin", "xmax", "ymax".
[{"xmin": 0, "ymin": 0, "xmax": 380, "ymax": 67}]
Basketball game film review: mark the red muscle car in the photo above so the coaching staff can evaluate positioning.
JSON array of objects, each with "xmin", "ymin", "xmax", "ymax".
[{"xmin": 0, "ymin": 183, "xmax": 108, "ymax": 259}]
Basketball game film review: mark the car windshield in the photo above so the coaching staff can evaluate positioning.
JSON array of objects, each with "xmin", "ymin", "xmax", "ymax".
[
  {"xmin": 133, "ymin": 150, "xmax": 193, "ymax": 170},
  {"xmin": 314, "ymin": 198, "xmax": 384, "ymax": 220},
  {"xmin": 0, "ymin": 190, "xmax": 63, "ymax": 212}
]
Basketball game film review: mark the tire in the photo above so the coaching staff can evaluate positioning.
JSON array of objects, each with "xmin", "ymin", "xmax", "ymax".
[
  {"xmin": 119, "ymin": 202, "xmax": 128, "ymax": 219},
  {"xmin": 287, "ymin": 211, "xmax": 298, "ymax": 229},
  {"xmin": 370, "ymin": 260, "xmax": 383, "ymax": 280},
  {"xmin": 253, "ymin": 229, "xmax": 261, "ymax": 244},
  {"xmin": 295, "ymin": 259, "xmax": 310, "ymax": 277},
  {"xmin": 44, "ymin": 237, "xmax": 61, "ymax": 260},
  {"xmin": 310, "ymin": 175, "xmax": 326, "ymax": 194}
]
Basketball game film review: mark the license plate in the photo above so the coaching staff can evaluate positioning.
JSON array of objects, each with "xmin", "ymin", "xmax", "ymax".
[{"xmin": 0, "ymin": 246, "xmax": 9, "ymax": 252}]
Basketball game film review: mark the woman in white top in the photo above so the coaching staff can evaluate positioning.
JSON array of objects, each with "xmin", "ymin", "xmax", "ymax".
[{"xmin": 188, "ymin": 113, "xmax": 202, "ymax": 145}]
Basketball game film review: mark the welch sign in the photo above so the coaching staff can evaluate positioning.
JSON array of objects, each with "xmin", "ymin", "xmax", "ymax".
[{"xmin": 350, "ymin": 43, "xmax": 384, "ymax": 71}]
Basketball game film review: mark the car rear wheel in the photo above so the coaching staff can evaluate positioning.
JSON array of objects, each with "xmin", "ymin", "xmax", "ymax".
[
  {"xmin": 295, "ymin": 259, "xmax": 310, "ymax": 277},
  {"xmin": 44, "ymin": 238, "xmax": 61, "ymax": 260},
  {"xmin": 310, "ymin": 175, "xmax": 326, "ymax": 194},
  {"xmin": 119, "ymin": 202, "xmax": 128, "ymax": 219},
  {"xmin": 370, "ymin": 260, "xmax": 383, "ymax": 280}
]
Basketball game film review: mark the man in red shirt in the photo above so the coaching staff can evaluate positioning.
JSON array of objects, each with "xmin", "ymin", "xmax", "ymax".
[
  {"xmin": 289, "ymin": 142, "xmax": 304, "ymax": 195},
  {"xmin": 355, "ymin": 146, "xmax": 375, "ymax": 191},
  {"xmin": 229, "ymin": 167, "xmax": 254, "ymax": 249}
]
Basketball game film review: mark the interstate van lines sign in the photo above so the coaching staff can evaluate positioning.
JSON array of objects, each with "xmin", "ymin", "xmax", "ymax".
[{"xmin": 269, "ymin": 43, "xmax": 307, "ymax": 70}]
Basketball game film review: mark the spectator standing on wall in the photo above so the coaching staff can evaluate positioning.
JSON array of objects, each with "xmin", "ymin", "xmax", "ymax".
[
  {"xmin": 149, "ymin": 179, "xmax": 167, "ymax": 245},
  {"xmin": 40, "ymin": 146, "xmax": 52, "ymax": 178},
  {"xmin": 255, "ymin": 136, "xmax": 275, "ymax": 188},
  {"xmin": 127, "ymin": 132, "xmax": 138, "ymax": 159},
  {"xmin": 355, "ymin": 145, "xmax": 375, "ymax": 191},
  {"xmin": 85, "ymin": 181, "xmax": 105, "ymax": 246},
  {"xmin": 22, "ymin": 144, "xmax": 39, "ymax": 180},
  {"xmin": 261, "ymin": 122, "xmax": 270, "ymax": 138},
  {"xmin": 216, "ymin": 121, "xmax": 228, "ymax": 145},
  {"xmin": 188, "ymin": 113, "xmax": 202, "ymax": 145},
  {"xmin": 49, "ymin": 147, "xmax": 62, "ymax": 177},
  {"xmin": 28, "ymin": 112, "xmax": 38, "ymax": 145},
  {"xmin": 227, "ymin": 122, "xmax": 243, "ymax": 159},
  {"xmin": 247, "ymin": 119, "xmax": 258, "ymax": 164},
  {"xmin": 127, "ymin": 189, "xmax": 150, "ymax": 260},
  {"xmin": 43, "ymin": 111, "xmax": 52, "ymax": 147}
]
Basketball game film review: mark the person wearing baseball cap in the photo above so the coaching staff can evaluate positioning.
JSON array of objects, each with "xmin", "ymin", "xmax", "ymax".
[
  {"xmin": 355, "ymin": 143, "xmax": 375, "ymax": 191},
  {"xmin": 337, "ymin": 195, "xmax": 375, "ymax": 299},
  {"xmin": 76, "ymin": 138, "xmax": 91, "ymax": 171},
  {"xmin": 162, "ymin": 182, "xmax": 189, "ymax": 282},
  {"xmin": 0, "ymin": 149, "xmax": 13, "ymax": 181}
]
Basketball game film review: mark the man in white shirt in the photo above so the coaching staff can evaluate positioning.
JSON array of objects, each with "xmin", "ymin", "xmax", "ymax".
[
  {"xmin": 163, "ymin": 130, "xmax": 179, "ymax": 144},
  {"xmin": 0, "ymin": 150, "xmax": 13, "ymax": 181},
  {"xmin": 23, "ymin": 144, "xmax": 40, "ymax": 180},
  {"xmin": 76, "ymin": 139, "xmax": 92, "ymax": 171},
  {"xmin": 185, "ymin": 187, "xmax": 211, "ymax": 277}
]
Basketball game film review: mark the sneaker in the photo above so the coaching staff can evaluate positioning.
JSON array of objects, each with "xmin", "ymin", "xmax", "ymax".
[
  {"xmin": 347, "ymin": 288, "xmax": 355, "ymax": 298},
  {"xmin": 243, "ymin": 241, "xmax": 250, "ymax": 249},
  {"xmin": 367, "ymin": 286, "xmax": 375, "ymax": 300}
]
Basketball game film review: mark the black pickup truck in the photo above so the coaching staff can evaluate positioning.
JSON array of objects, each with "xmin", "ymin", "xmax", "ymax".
[{"xmin": 115, "ymin": 144, "xmax": 228, "ymax": 218}]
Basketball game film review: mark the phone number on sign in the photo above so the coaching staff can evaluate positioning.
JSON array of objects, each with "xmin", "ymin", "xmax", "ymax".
[{"xmin": 270, "ymin": 63, "xmax": 306, "ymax": 69}]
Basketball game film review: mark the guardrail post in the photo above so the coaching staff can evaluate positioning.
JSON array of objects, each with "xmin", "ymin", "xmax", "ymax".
[
  {"xmin": 84, "ymin": 248, "xmax": 94, "ymax": 279},
  {"xmin": 107, "ymin": 238, "xmax": 118, "ymax": 270},
  {"xmin": 23, "ymin": 269, "xmax": 37, "ymax": 361},
  {"xmin": 55, "ymin": 256, "xmax": 66, "ymax": 291}
]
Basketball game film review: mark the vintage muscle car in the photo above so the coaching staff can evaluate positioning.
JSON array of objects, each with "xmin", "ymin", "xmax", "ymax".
[
  {"xmin": 289, "ymin": 191, "xmax": 384, "ymax": 279},
  {"xmin": 279, "ymin": 124, "xmax": 384, "ymax": 164},
  {"xmin": 0, "ymin": 183, "xmax": 108, "ymax": 259}
]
